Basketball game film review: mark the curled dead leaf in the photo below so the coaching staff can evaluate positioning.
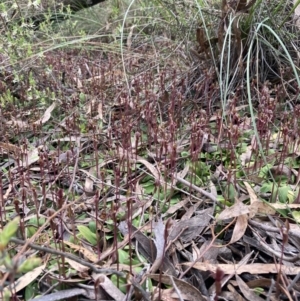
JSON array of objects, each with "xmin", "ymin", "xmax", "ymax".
[{"xmin": 229, "ymin": 214, "xmax": 248, "ymax": 244}]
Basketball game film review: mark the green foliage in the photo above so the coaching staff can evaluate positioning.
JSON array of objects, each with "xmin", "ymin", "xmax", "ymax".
[
  {"xmin": 25, "ymin": 282, "xmax": 40, "ymax": 301},
  {"xmin": 0, "ymin": 217, "xmax": 19, "ymax": 250},
  {"xmin": 0, "ymin": 217, "xmax": 42, "ymax": 300},
  {"xmin": 77, "ymin": 225, "xmax": 97, "ymax": 245},
  {"xmin": 1, "ymin": 0, "xmax": 300, "ymax": 299},
  {"xmin": 17, "ymin": 257, "xmax": 42, "ymax": 273}
]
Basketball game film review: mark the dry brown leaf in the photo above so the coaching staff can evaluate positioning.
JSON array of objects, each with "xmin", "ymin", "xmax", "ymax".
[
  {"xmin": 127, "ymin": 181, "xmax": 153, "ymax": 221},
  {"xmin": 73, "ymin": 76, "xmax": 83, "ymax": 88},
  {"xmin": 65, "ymin": 258, "xmax": 89, "ymax": 273},
  {"xmin": 242, "ymin": 182, "xmax": 276, "ymax": 216},
  {"xmin": 207, "ymin": 252, "xmax": 253, "ymax": 297},
  {"xmin": 236, "ymin": 275, "xmax": 264, "ymax": 301},
  {"xmin": 148, "ymin": 274, "xmax": 206, "ymax": 301},
  {"xmin": 243, "ymin": 181, "xmax": 259, "ymax": 204},
  {"xmin": 181, "ymin": 200, "xmax": 203, "ymax": 220},
  {"xmin": 183, "ymin": 262, "xmax": 300, "ymax": 275},
  {"xmin": 4, "ymin": 264, "xmax": 46, "ymax": 294},
  {"xmin": 63, "ymin": 241, "xmax": 98, "ymax": 263},
  {"xmin": 152, "ymin": 217, "xmax": 166, "ymax": 273},
  {"xmin": 165, "ymin": 199, "xmax": 190, "ymax": 215},
  {"xmin": 246, "ymin": 278, "xmax": 293, "ymax": 301},
  {"xmin": 227, "ymin": 283, "xmax": 246, "ymax": 301},
  {"xmin": 98, "ymin": 236, "xmax": 130, "ymax": 262},
  {"xmin": 249, "ymin": 201, "xmax": 276, "ymax": 216},
  {"xmin": 118, "ymin": 222, "xmax": 177, "ymax": 276},
  {"xmin": 0, "ymin": 142, "xmax": 21, "ymax": 157},
  {"xmin": 270, "ymin": 203, "xmax": 300, "ymax": 210},
  {"xmin": 217, "ymin": 201, "xmax": 250, "ymax": 220},
  {"xmin": 21, "ymin": 147, "xmax": 39, "ymax": 167},
  {"xmin": 154, "ymin": 288, "xmax": 180, "ymax": 301},
  {"xmin": 229, "ymin": 214, "xmax": 248, "ymax": 244},
  {"xmin": 92, "ymin": 273, "xmax": 125, "ymax": 301},
  {"xmin": 240, "ymin": 146, "xmax": 252, "ymax": 166},
  {"xmin": 84, "ymin": 168, "xmax": 95, "ymax": 194},
  {"xmin": 169, "ymin": 207, "xmax": 214, "ymax": 243},
  {"xmin": 137, "ymin": 157, "xmax": 162, "ymax": 182},
  {"xmin": 6, "ymin": 118, "xmax": 29, "ymax": 129},
  {"xmin": 33, "ymin": 101, "xmax": 56, "ymax": 125},
  {"xmin": 31, "ymin": 288, "xmax": 95, "ymax": 301}
]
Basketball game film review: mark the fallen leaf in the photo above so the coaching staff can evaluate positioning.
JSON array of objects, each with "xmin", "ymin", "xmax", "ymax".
[
  {"xmin": 249, "ymin": 201, "xmax": 275, "ymax": 216},
  {"xmin": 243, "ymin": 181, "xmax": 259, "ymax": 204},
  {"xmin": 240, "ymin": 145, "xmax": 252, "ymax": 166},
  {"xmin": 21, "ymin": 147, "xmax": 39, "ymax": 167},
  {"xmin": 164, "ymin": 199, "xmax": 190, "ymax": 216},
  {"xmin": 137, "ymin": 157, "xmax": 162, "ymax": 182},
  {"xmin": 34, "ymin": 101, "xmax": 56, "ymax": 125},
  {"xmin": 183, "ymin": 262, "xmax": 300, "ymax": 275},
  {"xmin": 4, "ymin": 264, "xmax": 46, "ymax": 294},
  {"xmin": 236, "ymin": 275, "xmax": 264, "ymax": 301},
  {"xmin": 230, "ymin": 214, "xmax": 248, "ymax": 244},
  {"xmin": 148, "ymin": 274, "xmax": 206, "ymax": 301},
  {"xmin": 152, "ymin": 217, "xmax": 165, "ymax": 271},
  {"xmin": 84, "ymin": 176, "xmax": 94, "ymax": 194},
  {"xmin": 0, "ymin": 142, "xmax": 21, "ymax": 157},
  {"xmin": 65, "ymin": 258, "xmax": 89, "ymax": 273},
  {"xmin": 92, "ymin": 273, "xmax": 125, "ymax": 301},
  {"xmin": 270, "ymin": 203, "xmax": 300, "ymax": 210},
  {"xmin": 28, "ymin": 288, "xmax": 91, "ymax": 301},
  {"xmin": 6, "ymin": 119, "xmax": 28, "ymax": 129},
  {"xmin": 217, "ymin": 201, "xmax": 250, "ymax": 220},
  {"xmin": 227, "ymin": 283, "xmax": 246, "ymax": 301},
  {"xmin": 169, "ymin": 207, "xmax": 214, "ymax": 242},
  {"xmin": 63, "ymin": 241, "xmax": 98, "ymax": 263}
]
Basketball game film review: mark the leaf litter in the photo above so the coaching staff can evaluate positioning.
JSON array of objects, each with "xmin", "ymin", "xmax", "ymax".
[{"xmin": 1, "ymin": 2, "xmax": 300, "ymax": 300}]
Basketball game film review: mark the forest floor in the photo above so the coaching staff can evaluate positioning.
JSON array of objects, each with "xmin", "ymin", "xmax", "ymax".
[{"xmin": 1, "ymin": 0, "xmax": 300, "ymax": 300}]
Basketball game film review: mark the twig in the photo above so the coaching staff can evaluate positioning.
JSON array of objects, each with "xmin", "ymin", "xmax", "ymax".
[
  {"xmin": 266, "ymin": 279, "xmax": 275, "ymax": 301},
  {"xmin": 287, "ymin": 272, "xmax": 300, "ymax": 291},
  {"xmin": 130, "ymin": 280, "xmax": 151, "ymax": 301},
  {"xmin": 174, "ymin": 176, "xmax": 220, "ymax": 204},
  {"xmin": 169, "ymin": 276, "xmax": 184, "ymax": 301},
  {"xmin": 9, "ymin": 237, "xmax": 125, "ymax": 277},
  {"xmin": 68, "ymin": 139, "xmax": 81, "ymax": 195}
]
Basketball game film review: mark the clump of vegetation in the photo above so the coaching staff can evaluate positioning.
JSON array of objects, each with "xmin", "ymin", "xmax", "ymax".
[{"xmin": 0, "ymin": 0, "xmax": 300, "ymax": 300}]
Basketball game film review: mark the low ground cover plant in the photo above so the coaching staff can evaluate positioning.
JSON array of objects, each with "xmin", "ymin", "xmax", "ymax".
[{"xmin": 0, "ymin": 0, "xmax": 300, "ymax": 300}]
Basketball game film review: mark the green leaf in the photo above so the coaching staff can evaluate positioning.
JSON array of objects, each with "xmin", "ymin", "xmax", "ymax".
[
  {"xmin": 260, "ymin": 182, "xmax": 273, "ymax": 193},
  {"xmin": 77, "ymin": 225, "xmax": 97, "ymax": 245},
  {"xmin": 79, "ymin": 92, "xmax": 86, "ymax": 102},
  {"xmin": 292, "ymin": 211, "xmax": 300, "ymax": 223},
  {"xmin": 226, "ymin": 183, "xmax": 236, "ymax": 202},
  {"xmin": 254, "ymin": 287, "xmax": 264, "ymax": 295},
  {"xmin": 28, "ymin": 217, "xmax": 46, "ymax": 227},
  {"xmin": 143, "ymin": 184, "xmax": 155, "ymax": 194},
  {"xmin": 17, "ymin": 257, "xmax": 42, "ymax": 273},
  {"xmin": 278, "ymin": 186, "xmax": 290, "ymax": 203},
  {"xmin": 0, "ymin": 217, "xmax": 20, "ymax": 249},
  {"xmin": 25, "ymin": 282, "xmax": 38, "ymax": 300},
  {"xmin": 259, "ymin": 164, "xmax": 273, "ymax": 178},
  {"xmin": 118, "ymin": 249, "xmax": 128, "ymax": 264},
  {"xmin": 0, "ymin": 253, "xmax": 13, "ymax": 270},
  {"xmin": 111, "ymin": 274, "xmax": 127, "ymax": 293},
  {"xmin": 26, "ymin": 226, "xmax": 37, "ymax": 238},
  {"xmin": 89, "ymin": 221, "xmax": 97, "ymax": 233}
]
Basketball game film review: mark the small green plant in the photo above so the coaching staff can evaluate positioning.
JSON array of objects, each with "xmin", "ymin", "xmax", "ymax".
[{"xmin": 0, "ymin": 217, "xmax": 42, "ymax": 300}]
